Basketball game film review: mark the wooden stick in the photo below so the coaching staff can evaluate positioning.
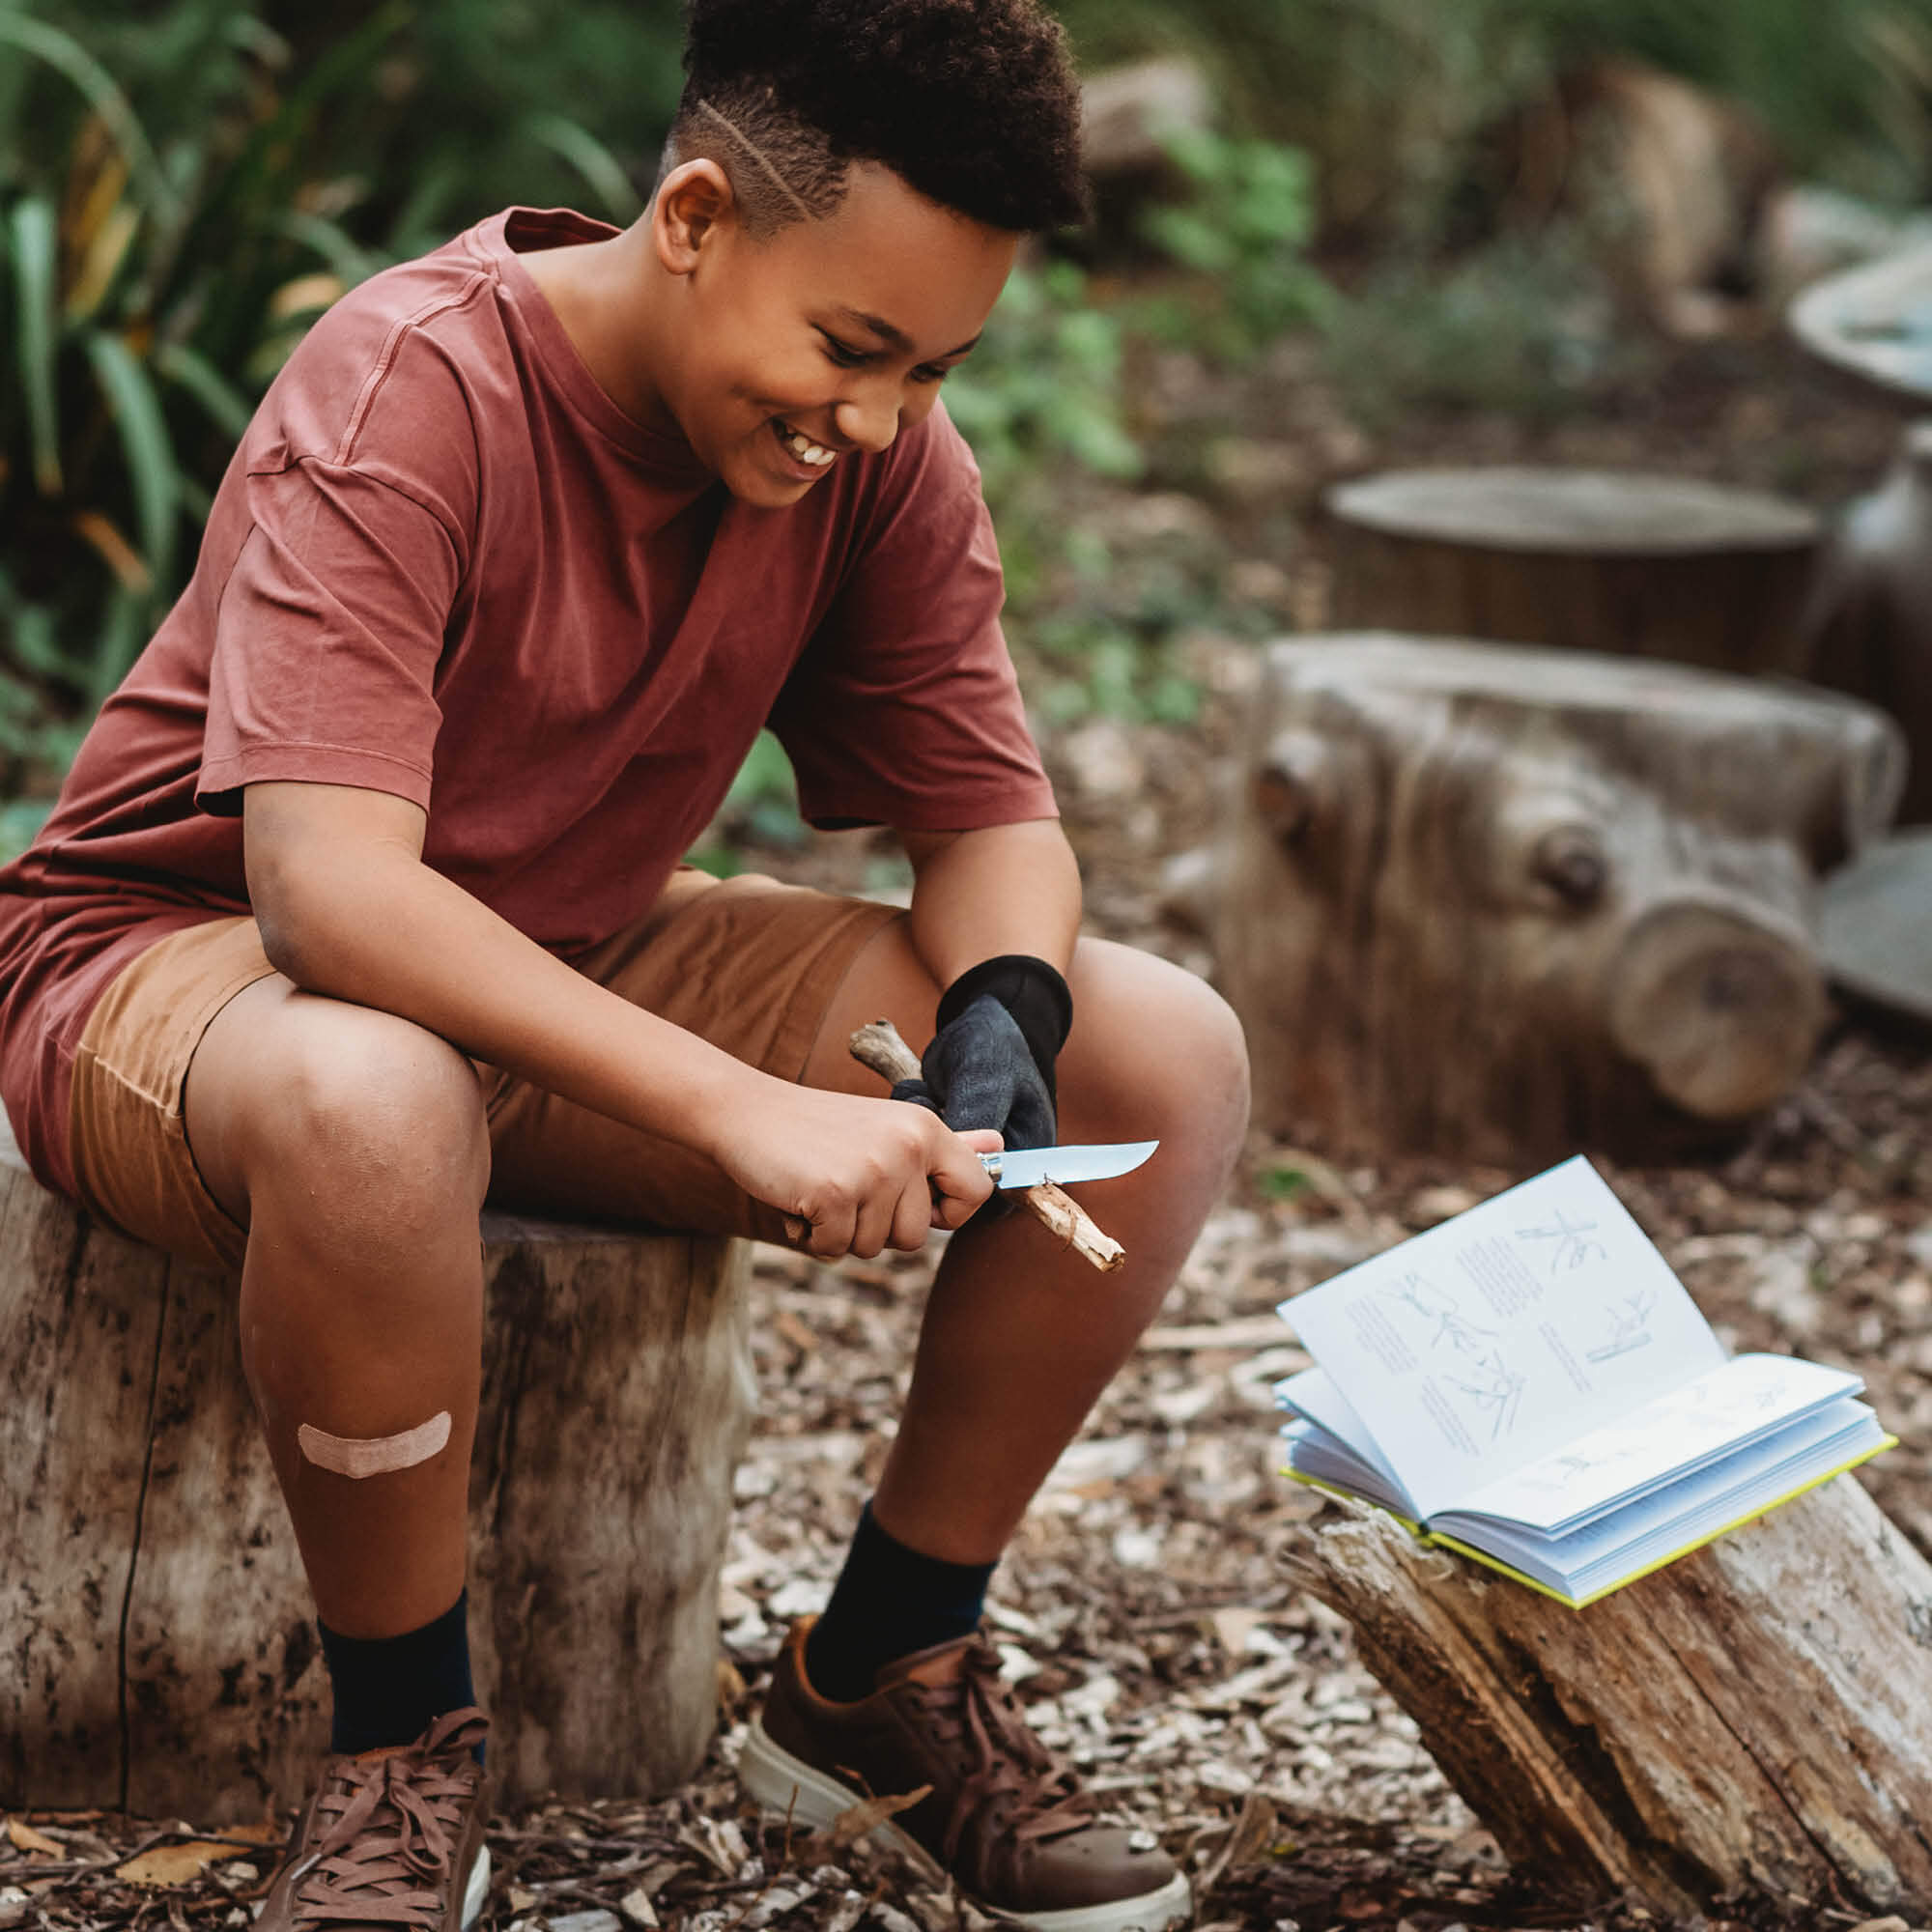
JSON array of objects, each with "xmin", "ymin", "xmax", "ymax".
[{"xmin": 848, "ymin": 1018, "xmax": 1126, "ymax": 1273}]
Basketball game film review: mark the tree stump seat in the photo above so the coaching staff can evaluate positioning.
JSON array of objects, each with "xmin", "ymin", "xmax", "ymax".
[
  {"xmin": 0, "ymin": 1126, "xmax": 753, "ymax": 1816},
  {"xmin": 1289, "ymin": 1477, "xmax": 1932, "ymax": 1920},
  {"xmin": 1325, "ymin": 467, "xmax": 1825, "ymax": 676}
]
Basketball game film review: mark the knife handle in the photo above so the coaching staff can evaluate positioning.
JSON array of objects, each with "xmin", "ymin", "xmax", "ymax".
[{"xmin": 846, "ymin": 1019, "xmax": 1125, "ymax": 1274}]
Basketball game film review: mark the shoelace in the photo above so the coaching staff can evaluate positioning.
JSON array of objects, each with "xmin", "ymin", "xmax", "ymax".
[
  {"xmin": 909, "ymin": 1646, "xmax": 1097, "ymax": 1862},
  {"xmin": 290, "ymin": 1711, "xmax": 488, "ymax": 1932}
]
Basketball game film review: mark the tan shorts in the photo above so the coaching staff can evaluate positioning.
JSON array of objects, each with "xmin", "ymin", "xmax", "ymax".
[{"xmin": 69, "ymin": 869, "xmax": 902, "ymax": 1271}]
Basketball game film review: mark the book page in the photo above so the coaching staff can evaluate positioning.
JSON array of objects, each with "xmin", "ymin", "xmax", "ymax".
[
  {"xmin": 1433, "ymin": 1397, "xmax": 1885, "ymax": 1602},
  {"xmin": 1276, "ymin": 1157, "xmax": 1725, "ymax": 1519},
  {"xmin": 1276, "ymin": 1367, "xmax": 1406, "ymax": 1498},
  {"xmin": 1440, "ymin": 1353, "xmax": 1862, "ymax": 1532}
]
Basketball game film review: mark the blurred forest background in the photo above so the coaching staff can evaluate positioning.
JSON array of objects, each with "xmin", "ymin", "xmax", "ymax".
[{"xmin": 5, "ymin": 0, "xmax": 1932, "ymax": 864}]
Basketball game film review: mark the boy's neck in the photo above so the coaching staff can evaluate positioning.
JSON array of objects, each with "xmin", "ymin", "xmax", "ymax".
[{"xmin": 519, "ymin": 226, "xmax": 683, "ymax": 441}]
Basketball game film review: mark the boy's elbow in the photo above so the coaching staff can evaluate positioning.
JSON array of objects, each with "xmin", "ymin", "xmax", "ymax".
[
  {"xmin": 241, "ymin": 782, "xmax": 429, "ymax": 991},
  {"xmin": 251, "ymin": 870, "xmax": 324, "ymax": 986},
  {"xmin": 246, "ymin": 835, "xmax": 346, "ymax": 989}
]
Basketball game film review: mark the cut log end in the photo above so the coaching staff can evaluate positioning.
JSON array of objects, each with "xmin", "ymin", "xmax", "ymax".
[{"xmin": 1204, "ymin": 636, "xmax": 1898, "ymax": 1162}]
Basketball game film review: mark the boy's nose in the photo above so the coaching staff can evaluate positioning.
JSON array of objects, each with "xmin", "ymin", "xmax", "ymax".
[{"xmin": 833, "ymin": 392, "xmax": 899, "ymax": 454}]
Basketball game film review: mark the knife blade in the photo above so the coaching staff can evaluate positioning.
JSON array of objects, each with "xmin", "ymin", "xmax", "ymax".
[{"xmin": 980, "ymin": 1140, "xmax": 1158, "ymax": 1190}]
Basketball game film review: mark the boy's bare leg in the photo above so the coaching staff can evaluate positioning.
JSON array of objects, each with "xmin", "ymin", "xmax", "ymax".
[
  {"xmin": 184, "ymin": 974, "xmax": 492, "ymax": 1636},
  {"xmin": 800, "ymin": 928, "xmax": 1250, "ymax": 1563}
]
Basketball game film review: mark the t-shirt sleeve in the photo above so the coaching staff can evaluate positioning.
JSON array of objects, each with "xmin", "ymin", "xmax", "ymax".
[
  {"xmin": 195, "ymin": 332, "xmax": 472, "ymax": 816},
  {"xmin": 770, "ymin": 407, "xmax": 1057, "ymax": 833}
]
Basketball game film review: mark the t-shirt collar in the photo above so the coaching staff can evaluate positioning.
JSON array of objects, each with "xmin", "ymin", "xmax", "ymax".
[{"xmin": 487, "ymin": 207, "xmax": 717, "ymax": 489}]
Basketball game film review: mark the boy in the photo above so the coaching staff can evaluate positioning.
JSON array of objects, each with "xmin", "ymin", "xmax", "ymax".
[{"xmin": 0, "ymin": 3, "xmax": 1248, "ymax": 1928}]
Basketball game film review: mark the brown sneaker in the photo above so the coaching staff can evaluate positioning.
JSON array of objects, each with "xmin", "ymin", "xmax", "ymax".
[
  {"xmin": 741, "ymin": 1620, "xmax": 1190, "ymax": 1932},
  {"xmin": 258, "ymin": 1709, "xmax": 491, "ymax": 1932}
]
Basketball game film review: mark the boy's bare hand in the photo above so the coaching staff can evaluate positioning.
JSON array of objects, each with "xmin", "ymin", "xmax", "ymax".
[{"xmin": 710, "ymin": 1084, "xmax": 1000, "ymax": 1259}]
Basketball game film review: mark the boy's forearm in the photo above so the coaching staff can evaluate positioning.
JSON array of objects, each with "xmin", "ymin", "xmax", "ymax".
[
  {"xmin": 246, "ymin": 790, "xmax": 760, "ymax": 1156},
  {"xmin": 901, "ymin": 820, "xmax": 1081, "ymax": 991}
]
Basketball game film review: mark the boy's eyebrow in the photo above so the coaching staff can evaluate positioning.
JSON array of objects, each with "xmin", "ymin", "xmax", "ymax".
[{"xmin": 835, "ymin": 306, "xmax": 981, "ymax": 358}]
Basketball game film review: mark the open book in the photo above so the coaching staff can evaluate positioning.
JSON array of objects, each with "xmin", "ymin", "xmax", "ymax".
[{"xmin": 1274, "ymin": 1157, "xmax": 1892, "ymax": 1607}]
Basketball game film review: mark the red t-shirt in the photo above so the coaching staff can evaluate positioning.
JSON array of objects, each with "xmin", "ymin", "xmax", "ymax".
[{"xmin": 0, "ymin": 208, "xmax": 1055, "ymax": 1195}]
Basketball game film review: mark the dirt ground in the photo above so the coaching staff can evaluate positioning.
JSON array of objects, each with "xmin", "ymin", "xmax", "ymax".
[{"xmin": 5, "ymin": 330, "xmax": 1931, "ymax": 1932}]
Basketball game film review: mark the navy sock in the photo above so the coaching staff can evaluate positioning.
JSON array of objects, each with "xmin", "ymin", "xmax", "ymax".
[
  {"xmin": 318, "ymin": 1589, "xmax": 480, "ymax": 1758},
  {"xmin": 805, "ymin": 1501, "xmax": 995, "ymax": 1702}
]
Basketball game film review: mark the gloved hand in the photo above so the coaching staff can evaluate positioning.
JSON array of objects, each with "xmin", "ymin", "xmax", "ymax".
[{"xmin": 892, "ymin": 954, "xmax": 1073, "ymax": 1221}]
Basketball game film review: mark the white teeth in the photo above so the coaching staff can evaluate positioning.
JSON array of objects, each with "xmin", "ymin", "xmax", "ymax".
[{"xmin": 777, "ymin": 422, "xmax": 836, "ymax": 467}]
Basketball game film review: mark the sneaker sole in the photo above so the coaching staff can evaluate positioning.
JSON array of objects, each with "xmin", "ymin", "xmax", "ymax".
[
  {"xmin": 461, "ymin": 1844, "xmax": 491, "ymax": 1929},
  {"xmin": 740, "ymin": 1719, "xmax": 1192, "ymax": 1932}
]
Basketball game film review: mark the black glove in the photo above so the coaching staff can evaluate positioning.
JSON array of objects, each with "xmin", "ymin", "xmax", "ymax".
[{"xmin": 892, "ymin": 955, "xmax": 1073, "ymax": 1222}]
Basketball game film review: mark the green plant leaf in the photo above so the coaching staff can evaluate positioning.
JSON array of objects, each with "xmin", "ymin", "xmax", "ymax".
[
  {"xmin": 83, "ymin": 329, "xmax": 179, "ymax": 595},
  {"xmin": 0, "ymin": 8, "xmax": 179, "ymax": 226},
  {"xmin": 724, "ymin": 730, "xmax": 798, "ymax": 808},
  {"xmin": 152, "ymin": 341, "xmax": 253, "ymax": 441},
  {"xmin": 275, "ymin": 210, "xmax": 384, "ymax": 288},
  {"xmin": 0, "ymin": 798, "xmax": 54, "ymax": 863},
  {"xmin": 1259, "ymin": 1163, "xmax": 1310, "ymax": 1203},
  {"xmin": 88, "ymin": 584, "xmax": 150, "ymax": 704},
  {"xmin": 522, "ymin": 112, "xmax": 644, "ymax": 223},
  {"xmin": 0, "ymin": 563, "xmax": 93, "ymax": 687},
  {"xmin": 10, "ymin": 196, "xmax": 63, "ymax": 496}
]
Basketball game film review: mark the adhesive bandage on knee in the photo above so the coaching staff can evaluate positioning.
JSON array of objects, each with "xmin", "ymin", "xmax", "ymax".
[{"xmin": 298, "ymin": 1411, "xmax": 451, "ymax": 1479}]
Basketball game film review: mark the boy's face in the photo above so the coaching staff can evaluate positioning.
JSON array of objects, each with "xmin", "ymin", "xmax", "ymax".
[{"xmin": 655, "ymin": 160, "xmax": 1017, "ymax": 506}]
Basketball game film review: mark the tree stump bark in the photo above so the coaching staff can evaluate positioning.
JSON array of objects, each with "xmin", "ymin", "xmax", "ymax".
[
  {"xmin": 0, "ymin": 1145, "xmax": 753, "ymax": 1818},
  {"xmin": 1802, "ymin": 420, "xmax": 1932, "ymax": 826},
  {"xmin": 1181, "ymin": 636, "xmax": 1905, "ymax": 1163},
  {"xmin": 1287, "ymin": 1478, "xmax": 1932, "ymax": 1919},
  {"xmin": 1788, "ymin": 240, "xmax": 1932, "ymax": 406},
  {"xmin": 1325, "ymin": 469, "xmax": 1824, "ymax": 677}
]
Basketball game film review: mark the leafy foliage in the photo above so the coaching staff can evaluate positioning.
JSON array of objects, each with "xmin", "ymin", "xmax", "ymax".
[
  {"xmin": 940, "ymin": 128, "xmax": 1321, "ymax": 731},
  {"xmin": 1136, "ymin": 129, "xmax": 1333, "ymax": 361},
  {"xmin": 1322, "ymin": 227, "xmax": 1639, "ymax": 426},
  {"xmin": 1054, "ymin": 0, "xmax": 1932, "ymax": 233},
  {"xmin": 685, "ymin": 731, "xmax": 810, "ymax": 876},
  {"xmin": 946, "ymin": 259, "xmax": 1145, "ymax": 506},
  {"xmin": 0, "ymin": 0, "xmax": 679, "ymax": 803},
  {"xmin": 256, "ymin": 0, "xmax": 674, "ymax": 246},
  {"xmin": 0, "ymin": 3, "xmax": 404, "ymax": 780}
]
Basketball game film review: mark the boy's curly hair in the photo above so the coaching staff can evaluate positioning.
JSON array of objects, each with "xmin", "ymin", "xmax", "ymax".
[{"xmin": 669, "ymin": 0, "xmax": 1087, "ymax": 237}]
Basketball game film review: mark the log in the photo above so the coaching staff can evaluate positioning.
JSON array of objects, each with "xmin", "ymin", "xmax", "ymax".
[
  {"xmin": 1498, "ymin": 62, "xmax": 1783, "ymax": 339},
  {"xmin": 1802, "ymin": 419, "xmax": 1932, "ymax": 824},
  {"xmin": 1788, "ymin": 240, "xmax": 1932, "ymax": 405},
  {"xmin": 1325, "ymin": 468, "xmax": 1824, "ymax": 678},
  {"xmin": 1179, "ymin": 635, "xmax": 1905, "ymax": 1163},
  {"xmin": 1080, "ymin": 57, "xmax": 1213, "ymax": 183},
  {"xmin": 0, "ymin": 1137, "xmax": 753, "ymax": 1817},
  {"xmin": 1287, "ymin": 1477, "xmax": 1932, "ymax": 1918}
]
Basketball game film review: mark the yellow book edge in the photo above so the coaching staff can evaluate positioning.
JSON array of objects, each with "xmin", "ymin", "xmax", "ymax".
[{"xmin": 1284, "ymin": 1436, "xmax": 1897, "ymax": 1609}]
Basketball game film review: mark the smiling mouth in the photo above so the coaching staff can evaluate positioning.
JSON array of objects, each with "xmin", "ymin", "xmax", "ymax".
[{"xmin": 773, "ymin": 418, "xmax": 837, "ymax": 469}]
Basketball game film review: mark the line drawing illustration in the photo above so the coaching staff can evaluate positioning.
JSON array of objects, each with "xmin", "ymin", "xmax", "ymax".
[
  {"xmin": 1513, "ymin": 1437, "xmax": 1652, "ymax": 1494},
  {"xmin": 1586, "ymin": 1289, "xmax": 1656, "ymax": 1364},
  {"xmin": 1516, "ymin": 1209, "xmax": 1609, "ymax": 1277},
  {"xmin": 1441, "ymin": 1349, "xmax": 1527, "ymax": 1439},
  {"xmin": 1381, "ymin": 1271, "xmax": 1497, "ymax": 1357}
]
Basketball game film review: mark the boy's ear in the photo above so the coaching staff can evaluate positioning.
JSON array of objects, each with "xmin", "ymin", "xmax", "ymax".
[{"xmin": 653, "ymin": 159, "xmax": 738, "ymax": 276}]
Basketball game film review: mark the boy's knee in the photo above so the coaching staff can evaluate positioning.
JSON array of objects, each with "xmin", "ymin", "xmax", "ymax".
[
  {"xmin": 244, "ymin": 1005, "xmax": 491, "ymax": 1237},
  {"xmin": 1064, "ymin": 942, "xmax": 1250, "ymax": 1160}
]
